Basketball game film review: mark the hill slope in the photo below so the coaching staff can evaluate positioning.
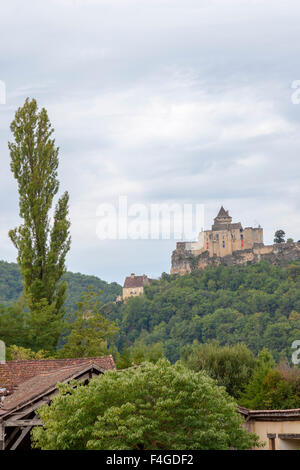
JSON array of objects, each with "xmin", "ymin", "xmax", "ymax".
[
  {"xmin": 0, "ymin": 260, "xmax": 121, "ymax": 309},
  {"xmin": 110, "ymin": 261, "xmax": 300, "ymax": 362}
]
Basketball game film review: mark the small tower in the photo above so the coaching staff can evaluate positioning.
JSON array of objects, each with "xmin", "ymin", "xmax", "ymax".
[{"xmin": 212, "ymin": 206, "xmax": 232, "ymax": 229}]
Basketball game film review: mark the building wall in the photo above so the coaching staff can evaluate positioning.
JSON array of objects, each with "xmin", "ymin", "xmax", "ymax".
[
  {"xmin": 185, "ymin": 226, "xmax": 263, "ymax": 258},
  {"xmin": 243, "ymin": 227, "xmax": 263, "ymax": 249},
  {"xmin": 244, "ymin": 419, "xmax": 300, "ymax": 450},
  {"xmin": 122, "ymin": 286, "xmax": 144, "ymax": 301}
]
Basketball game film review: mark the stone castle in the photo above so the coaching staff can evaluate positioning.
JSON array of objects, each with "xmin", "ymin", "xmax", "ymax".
[{"xmin": 171, "ymin": 206, "xmax": 300, "ymax": 275}]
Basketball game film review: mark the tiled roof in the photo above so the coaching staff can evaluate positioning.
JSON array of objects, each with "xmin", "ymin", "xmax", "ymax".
[
  {"xmin": 0, "ymin": 361, "xmax": 105, "ymax": 413},
  {"xmin": 0, "ymin": 355, "xmax": 115, "ymax": 394},
  {"xmin": 238, "ymin": 406, "xmax": 300, "ymax": 420},
  {"xmin": 123, "ymin": 275, "xmax": 150, "ymax": 288}
]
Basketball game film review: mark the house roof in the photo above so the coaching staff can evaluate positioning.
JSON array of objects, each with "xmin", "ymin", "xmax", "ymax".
[
  {"xmin": 0, "ymin": 355, "xmax": 115, "ymax": 394},
  {"xmin": 238, "ymin": 406, "xmax": 300, "ymax": 421},
  {"xmin": 123, "ymin": 274, "xmax": 150, "ymax": 288},
  {"xmin": 0, "ymin": 361, "xmax": 106, "ymax": 414}
]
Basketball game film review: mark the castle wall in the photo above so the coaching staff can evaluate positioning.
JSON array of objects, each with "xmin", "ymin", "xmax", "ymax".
[
  {"xmin": 243, "ymin": 227, "xmax": 263, "ymax": 249},
  {"xmin": 177, "ymin": 226, "xmax": 263, "ymax": 260}
]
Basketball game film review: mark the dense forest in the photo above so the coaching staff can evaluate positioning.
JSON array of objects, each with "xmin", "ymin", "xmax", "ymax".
[
  {"xmin": 1, "ymin": 257, "xmax": 300, "ymax": 410},
  {"xmin": 106, "ymin": 261, "xmax": 300, "ymax": 363},
  {"xmin": 1, "ymin": 258, "xmax": 300, "ymax": 365},
  {"xmin": 0, "ymin": 260, "xmax": 122, "ymax": 308}
]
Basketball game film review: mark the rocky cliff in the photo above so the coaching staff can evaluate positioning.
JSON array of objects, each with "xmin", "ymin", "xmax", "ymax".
[{"xmin": 171, "ymin": 241, "xmax": 300, "ymax": 275}]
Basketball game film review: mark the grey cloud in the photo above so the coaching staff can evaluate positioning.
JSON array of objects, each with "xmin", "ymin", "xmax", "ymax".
[{"xmin": 0, "ymin": 0, "xmax": 300, "ymax": 282}]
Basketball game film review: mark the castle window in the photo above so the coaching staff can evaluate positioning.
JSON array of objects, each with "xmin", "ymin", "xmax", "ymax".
[{"xmin": 240, "ymin": 234, "xmax": 243, "ymax": 240}]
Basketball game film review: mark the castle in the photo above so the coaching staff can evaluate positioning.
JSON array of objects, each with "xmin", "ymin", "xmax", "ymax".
[{"xmin": 171, "ymin": 206, "xmax": 300, "ymax": 275}]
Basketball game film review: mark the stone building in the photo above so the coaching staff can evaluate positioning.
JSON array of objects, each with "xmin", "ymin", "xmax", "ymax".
[
  {"xmin": 182, "ymin": 206, "xmax": 263, "ymax": 258},
  {"xmin": 122, "ymin": 273, "xmax": 151, "ymax": 301},
  {"xmin": 171, "ymin": 206, "xmax": 300, "ymax": 275}
]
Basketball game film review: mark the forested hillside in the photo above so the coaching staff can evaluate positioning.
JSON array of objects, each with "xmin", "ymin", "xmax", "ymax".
[
  {"xmin": 0, "ymin": 260, "xmax": 121, "ymax": 308},
  {"xmin": 108, "ymin": 261, "xmax": 300, "ymax": 363},
  {"xmin": 2, "ymin": 257, "xmax": 300, "ymax": 367}
]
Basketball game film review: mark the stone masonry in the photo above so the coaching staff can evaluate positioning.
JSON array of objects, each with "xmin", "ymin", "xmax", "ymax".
[{"xmin": 171, "ymin": 207, "xmax": 300, "ymax": 274}]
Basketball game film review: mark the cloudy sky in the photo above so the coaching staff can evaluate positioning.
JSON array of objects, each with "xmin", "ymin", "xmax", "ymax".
[{"xmin": 0, "ymin": 0, "xmax": 300, "ymax": 284}]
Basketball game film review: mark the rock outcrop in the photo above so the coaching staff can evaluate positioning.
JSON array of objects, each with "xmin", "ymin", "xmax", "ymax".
[{"xmin": 171, "ymin": 241, "xmax": 300, "ymax": 275}]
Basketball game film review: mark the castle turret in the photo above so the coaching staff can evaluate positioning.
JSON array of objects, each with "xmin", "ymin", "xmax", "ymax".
[{"xmin": 212, "ymin": 206, "xmax": 232, "ymax": 230}]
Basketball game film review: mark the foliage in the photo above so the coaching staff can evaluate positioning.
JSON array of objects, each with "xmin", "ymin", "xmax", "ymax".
[
  {"xmin": 0, "ymin": 299, "xmax": 28, "ymax": 347},
  {"xmin": 0, "ymin": 298, "xmax": 66, "ymax": 353},
  {"xmin": 109, "ymin": 261, "xmax": 300, "ymax": 362},
  {"xmin": 0, "ymin": 261, "xmax": 23, "ymax": 306},
  {"xmin": 31, "ymin": 359, "xmax": 259, "ymax": 450},
  {"xmin": 239, "ymin": 349, "xmax": 276, "ymax": 409},
  {"xmin": 8, "ymin": 98, "xmax": 71, "ymax": 350},
  {"xmin": 240, "ymin": 351, "xmax": 300, "ymax": 410},
  {"xmin": 6, "ymin": 345, "xmax": 53, "ymax": 361},
  {"xmin": 180, "ymin": 341, "xmax": 256, "ymax": 398},
  {"xmin": 0, "ymin": 260, "xmax": 121, "ymax": 309},
  {"xmin": 63, "ymin": 271, "xmax": 121, "ymax": 309},
  {"xmin": 274, "ymin": 230, "xmax": 285, "ymax": 243},
  {"xmin": 116, "ymin": 337, "xmax": 164, "ymax": 369},
  {"xmin": 59, "ymin": 288, "xmax": 119, "ymax": 358},
  {"xmin": 27, "ymin": 299, "xmax": 66, "ymax": 352}
]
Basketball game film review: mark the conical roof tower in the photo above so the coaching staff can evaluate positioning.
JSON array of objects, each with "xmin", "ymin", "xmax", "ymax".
[{"xmin": 212, "ymin": 206, "xmax": 232, "ymax": 229}]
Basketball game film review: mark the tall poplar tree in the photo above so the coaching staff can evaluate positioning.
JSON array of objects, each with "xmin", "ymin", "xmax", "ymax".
[{"xmin": 8, "ymin": 98, "xmax": 71, "ymax": 350}]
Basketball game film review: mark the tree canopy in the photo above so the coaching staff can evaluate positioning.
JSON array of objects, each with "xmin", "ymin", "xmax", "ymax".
[
  {"xmin": 8, "ymin": 98, "xmax": 71, "ymax": 350},
  {"xmin": 32, "ymin": 359, "xmax": 259, "ymax": 450},
  {"xmin": 274, "ymin": 230, "xmax": 285, "ymax": 243},
  {"xmin": 180, "ymin": 341, "xmax": 256, "ymax": 399},
  {"xmin": 240, "ymin": 350, "xmax": 300, "ymax": 410},
  {"xmin": 60, "ymin": 288, "xmax": 119, "ymax": 358},
  {"xmin": 0, "ymin": 260, "xmax": 122, "ymax": 309},
  {"xmin": 109, "ymin": 261, "xmax": 300, "ymax": 363}
]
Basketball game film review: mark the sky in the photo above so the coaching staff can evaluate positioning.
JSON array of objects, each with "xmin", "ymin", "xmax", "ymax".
[{"xmin": 0, "ymin": 0, "xmax": 300, "ymax": 284}]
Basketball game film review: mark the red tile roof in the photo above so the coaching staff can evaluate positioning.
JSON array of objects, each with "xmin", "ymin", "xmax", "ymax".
[
  {"xmin": 0, "ymin": 355, "xmax": 115, "ymax": 394},
  {"xmin": 0, "ymin": 361, "xmax": 107, "ymax": 413}
]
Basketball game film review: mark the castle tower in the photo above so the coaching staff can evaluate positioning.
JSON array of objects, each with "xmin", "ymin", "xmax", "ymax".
[{"xmin": 212, "ymin": 206, "xmax": 232, "ymax": 230}]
